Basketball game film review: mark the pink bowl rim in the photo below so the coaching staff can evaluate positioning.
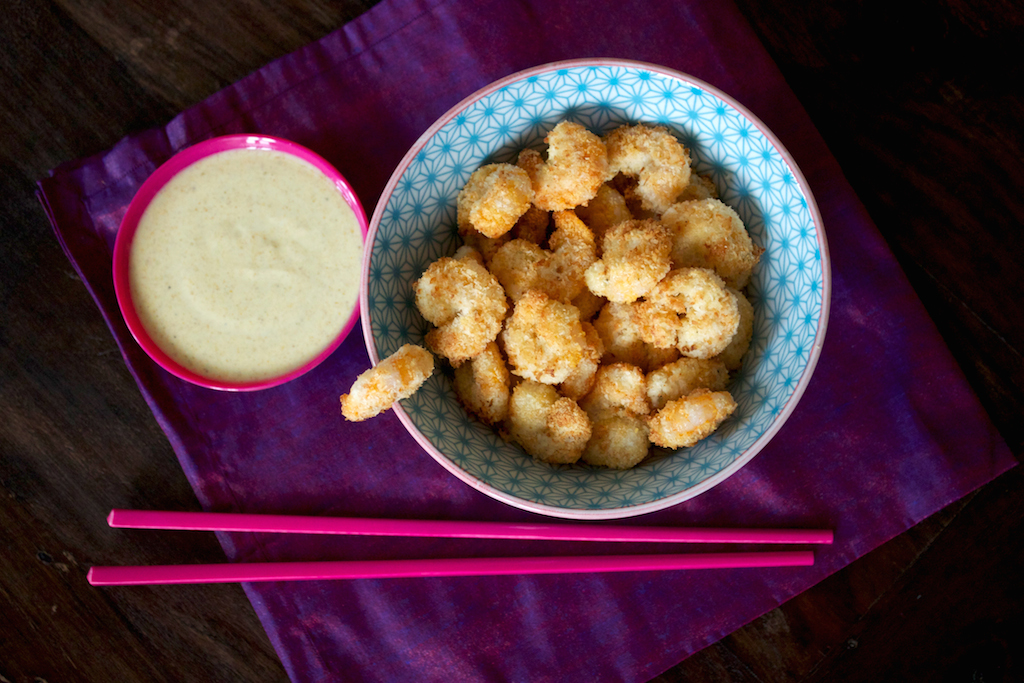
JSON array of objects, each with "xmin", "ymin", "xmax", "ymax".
[
  {"xmin": 113, "ymin": 134, "xmax": 369, "ymax": 392},
  {"xmin": 361, "ymin": 58, "xmax": 832, "ymax": 519}
]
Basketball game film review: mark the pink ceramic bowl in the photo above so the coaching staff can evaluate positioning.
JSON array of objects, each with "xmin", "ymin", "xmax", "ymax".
[{"xmin": 112, "ymin": 135, "xmax": 368, "ymax": 391}]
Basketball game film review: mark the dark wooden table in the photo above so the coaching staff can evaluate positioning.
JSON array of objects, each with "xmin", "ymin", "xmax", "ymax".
[{"xmin": 2, "ymin": 1, "xmax": 1022, "ymax": 681}]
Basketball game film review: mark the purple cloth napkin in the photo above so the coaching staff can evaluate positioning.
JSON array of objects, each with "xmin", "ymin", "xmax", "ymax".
[{"xmin": 39, "ymin": 0, "xmax": 1015, "ymax": 681}]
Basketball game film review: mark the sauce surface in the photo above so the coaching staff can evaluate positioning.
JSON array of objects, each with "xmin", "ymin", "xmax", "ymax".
[{"xmin": 129, "ymin": 148, "xmax": 362, "ymax": 383}]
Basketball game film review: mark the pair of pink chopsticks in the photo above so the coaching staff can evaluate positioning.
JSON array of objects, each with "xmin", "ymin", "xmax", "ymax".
[{"xmin": 87, "ymin": 509, "xmax": 833, "ymax": 586}]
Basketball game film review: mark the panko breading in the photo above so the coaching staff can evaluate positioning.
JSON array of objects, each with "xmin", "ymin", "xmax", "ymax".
[
  {"xmin": 457, "ymin": 163, "xmax": 534, "ymax": 239},
  {"xmin": 579, "ymin": 362, "xmax": 651, "ymax": 419},
  {"xmin": 647, "ymin": 388, "xmax": 737, "ymax": 448},
  {"xmin": 662, "ymin": 198, "xmax": 762, "ymax": 290},
  {"xmin": 646, "ymin": 357, "xmax": 729, "ymax": 411},
  {"xmin": 490, "ymin": 239, "xmax": 549, "ymax": 301},
  {"xmin": 340, "ymin": 344, "xmax": 435, "ymax": 422},
  {"xmin": 592, "ymin": 301, "xmax": 678, "ymax": 372},
  {"xmin": 507, "ymin": 381, "xmax": 591, "ymax": 464},
  {"xmin": 583, "ymin": 410, "xmax": 650, "ymax": 469},
  {"xmin": 634, "ymin": 268, "xmax": 740, "ymax": 359},
  {"xmin": 717, "ymin": 288, "xmax": 754, "ymax": 371},
  {"xmin": 574, "ymin": 184, "xmax": 632, "ymax": 242},
  {"xmin": 604, "ymin": 124, "xmax": 691, "ymax": 214},
  {"xmin": 453, "ymin": 341, "xmax": 510, "ymax": 425},
  {"xmin": 560, "ymin": 322, "xmax": 604, "ymax": 401},
  {"xmin": 490, "ymin": 212, "xmax": 596, "ymax": 303},
  {"xmin": 413, "ymin": 255, "xmax": 507, "ymax": 365},
  {"xmin": 584, "ymin": 219, "xmax": 673, "ymax": 303},
  {"xmin": 458, "ymin": 226, "xmax": 509, "ymax": 265},
  {"xmin": 517, "ymin": 121, "xmax": 610, "ymax": 211},
  {"xmin": 502, "ymin": 291, "xmax": 588, "ymax": 385}
]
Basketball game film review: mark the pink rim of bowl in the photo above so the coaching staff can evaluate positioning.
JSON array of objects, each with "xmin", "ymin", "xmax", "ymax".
[
  {"xmin": 361, "ymin": 58, "xmax": 831, "ymax": 519},
  {"xmin": 113, "ymin": 134, "xmax": 369, "ymax": 392}
]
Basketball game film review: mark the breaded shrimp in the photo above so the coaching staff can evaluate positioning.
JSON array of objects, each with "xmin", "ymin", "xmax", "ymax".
[
  {"xmin": 560, "ymin": 321, "xmax": 604, "ymax": 401},
  {"xmin": 592, "ymin": 301, "xmax": 678, "ymax": 372},
  {"xmin": 453, "ymin": 341, "xmax": 511, "ymax": 425},
  {"xmin": 582, "ymin": 410, "xmax": 650, "ymax": 470},
  {"xmin": 502, "ymin": 290, "xmax": 588, "ymax": 385},
  {"xmin": 610, "ymin": 174, "xmax": 658, "ymax": 220},
  {"xmin": 413, "ymin": 255, "xmax": 507, "ymax": 366},
  {"xmin": 571, "ymin": 287, "xmax": 606, "ymax": 322},
  {"xmin": 634, "ymin": 268, "xmax": 740, "ymax": 359},
  {"xmin": 584, "ymin": 219, "xmax": 673, "ymax": 303},
  {"xmin": 507, "ymin": 381, "xmax": 591, "ymax": 464},
  {"xmin": 490, "ymin": 212, "xmax": 596, "ymax": 303},
  {"xmin": 574, "ymin": 184, "xmax": 632, "ymax": 242},
  {"xmin": 340, "ymin": 344, "xmax": 434, "ymax": 422},
  {"xmin": 517, "ymin": 121, "xmax": 610, "ymax": 211},
  {"xmin": 662, "ymin": 198, "xmax": 762, "ymax": 290},
  {"xmin": 716, "ymin": 288, "xmax": 754, "ymax": 371},
  {"xmin": 489, "ymin": 239, "xmax": 549, "ymax": 301},
  {"xmin": 578, "ymin": 362, "xmax": 651, "ymax": 419},
  {"xmin": 457, "ymin": 163, "xmax": 534, "ymax": 239},
  {"xmin": 458, "ymin": 227, "xmax": 508, "ymax": 266},
  {"xmin": 647, "ymin": 388, "xmax": 737, "ymax": 448},
  {"xmin": 604, "ymin": 124, "xmax": 691, "ymax": 214},
  {"xmin": 646, "ymin": 357, "xmax": 729, "ymax": 411}
]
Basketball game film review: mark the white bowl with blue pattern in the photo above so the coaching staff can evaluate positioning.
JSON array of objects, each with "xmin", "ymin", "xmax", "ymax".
[{"xmin": 361, "ymin": 59, "xmax": 830, "ymax": 519}]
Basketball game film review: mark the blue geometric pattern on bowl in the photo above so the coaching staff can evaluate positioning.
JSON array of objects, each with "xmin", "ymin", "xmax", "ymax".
[{"xmin": 366, "ymin": 61, "xmax": 827, "ymax": 518}]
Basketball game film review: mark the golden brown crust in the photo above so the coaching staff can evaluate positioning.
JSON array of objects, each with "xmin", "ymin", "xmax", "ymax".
[
  {"xmin": 716, "ymin": 288, "xmax": 754, "ymax": 371},
  {"xmin": 453, "ymin": 341, "xmax": 511, "ymax": 425},
  {"xmin": 582, "ymin": 410, "xmax": 650, "ymax": 469},
  {"xmin": 647, "ymin": 388, "xmax": 737, "ymax": 448},
  {"xmin": 662, "ymin": 198, "xmax": 762, "ymax": 290},
  {"xmin": 634, "ymin": 267, "xmax": 740, "ymax": 359},
  {"xmin": 502, "ymin": 290, "xmax": 588, "ymax": 385},
  {"xmin": 604, "ymin": 124, "xmax": 691, "ymax": 214},
  {"xmin": 584, "ymin": 219, "xmax": 673, "ymax": 303},
  {"xmin": 413, "ymin": 256, "xmax": 507, "ymax": 365},
  {"xmin": 457, "ymin": 163, "xmax": 534, "ymax": 239},
  {"xmin": 507, "ymin": 381, "xmax": 591, "ymax": 464},
  {"xmin": 518, "ymin": 121, "xmax": 610, "ymax": 211},
  {"xmin": 646, "ymin": 357, "xmax": 729, "ymax": 411},
  {"xmin": 340, "ymin": 345, "xmax": 435, "ymax": 422}
]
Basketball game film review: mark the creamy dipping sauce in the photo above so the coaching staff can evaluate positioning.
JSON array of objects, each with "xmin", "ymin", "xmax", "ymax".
[{"xmin": 129, "ymin": 148, "xmax": 363, "ymax": 384}]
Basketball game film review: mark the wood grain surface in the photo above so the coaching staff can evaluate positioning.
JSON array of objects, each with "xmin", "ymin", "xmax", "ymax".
[{"xmin": 2, "ymin": 1, "xmax": 1021, "ymax": 681}]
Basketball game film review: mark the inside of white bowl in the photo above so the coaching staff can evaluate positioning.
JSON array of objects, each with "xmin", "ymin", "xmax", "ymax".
[{"xmin": 366, "ymin": 63, "xmax": 826, "ymax": 518}]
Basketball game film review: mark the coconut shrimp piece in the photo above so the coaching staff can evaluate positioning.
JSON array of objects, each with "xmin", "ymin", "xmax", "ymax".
[
  {"xmin": 635, "ymin": 268, "xmax": 740, "ymax": 359},
  {"xmin": 604, "ymin": 124, "xmax": 691, "ymax": 214},
  {"xmin": 453, "ymin": 341, "xmax": 510, "ymax": 425},
  {"xmin": 593, "ymin": 302, "xmax": 678, "ymax": 372},
  {"xmin": 646, "ymin": 357, "xmax": 729, "ymax": 411},
  {"xmin": 507, "ymin": 381, "xmax": 591, "ymax": 464},
  {"xmin": 517, "ymin": 121, "xmax": 610, "ymax": 211},
  {"xmin": 584, "ymin": 219, "xmax": 673, "ymax": 303},
  {"xmin": 458, "ymin": 227, "xmax": 508, "ymax": 266},
  {"xmin": 716, "ymin": 288, "xmax": 754, "ymax": 371},
  {"xmin": 543, "ymin": 210, "xmax": 597, "ymax": 301},
  {"xmin": 340, "ymin": 345, "xmax": 434, "ymax": 422},
  {"xmin": 574, "ymin": 184, "xmax": 632, "ymax": 242},
  {"xmin": 457, "ymin": 163, "xmax": 534, "ymax": 239},
  {"xmin": 490, "ymin": 239, "xmax": 548, "ymax": 301},
  {"xmin": 502, "ymin": 290, "xmax": 588, "ymax": 385},
  {"xmin": 583, "ymin": 410, "xmax": 651, "ymax": 469},
  {"xmin": 647, "ymin": 388, "xmax": 737, "ymax": 448},
  {"xmin": 413, "ymin": 255, "xmax": 507, "ymax": 366},
  {"xmin": 579, "ymin": 362, "xmax": 651, "ymax": 420},
  {"xmin": 490, "ymin": 212, "xmax": 596, "ymax": 303},
  {"xmin": 560, "ymin": 322, "xmax": 604, "ymax": 401},
  {"xmin": 662, "ymin": 198, "xmax": 762, "ymax": 290}
]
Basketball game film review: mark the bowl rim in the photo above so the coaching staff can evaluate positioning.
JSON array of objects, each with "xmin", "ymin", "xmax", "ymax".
[
  {"xmin": 113, "ymin": 134, "xmax": 369, "ymax": 392},
  {"xmin": 361, "ymin": 58, "xmax": 832, "ymax": 519}
]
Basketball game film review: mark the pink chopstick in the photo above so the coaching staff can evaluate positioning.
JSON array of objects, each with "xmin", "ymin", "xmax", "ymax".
[
  {"xmin": 87, "ymin": 551, "xmax": 815, "ymax": 585},
  {"xmin": 106, "ymin": 509, "xmax": 834, "ymax": 545}
]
